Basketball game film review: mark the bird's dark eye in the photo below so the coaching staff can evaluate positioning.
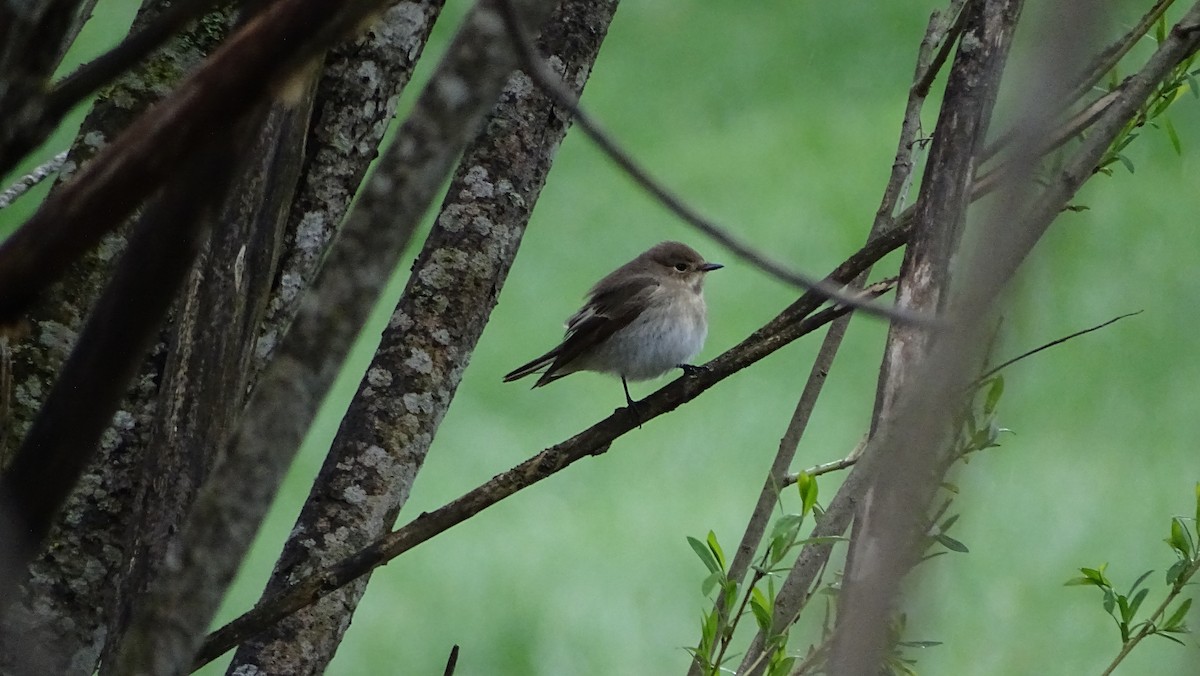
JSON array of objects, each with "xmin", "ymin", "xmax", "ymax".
[{"xmin": 673, "ymin": 262, "xmax": 688, "ymax": 272}]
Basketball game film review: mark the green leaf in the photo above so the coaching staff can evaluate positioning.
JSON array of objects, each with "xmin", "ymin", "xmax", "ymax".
[
  {"xmin": 1081, "ymin": 565, "xmax": 1110, "ymax": 587},
  {"xmin": 1065, "ymin": 576, "xmax": 1098, "ymax": 587},
  {"xmin": 935, "ymin": 533, "xmax": 970, "ymax": 553},
  {"xmin": 1163, "ymin": 116, "xmax": 1182, "ymax": 155},
  {"xmin": 688, "ymin": 536, "xmax": 721, "ymax": 575},
  {"xmin": 1155, "ymin": 13, "xmax": 1167, "ymax": 43},
  {"xmin": 767, "ymin": 656, "xmax": 797, "ymax": 676},
  {"xmin": 1154, "ymin": 632, "xmax": 1188, "ymax": 646},
  {"xmin": 700, "ymin": 608, "xmax": 719, "ymax": 652},
  {"xmin": 1129, "ymin": 570, "xmax": 1154, "ymax": 596},
  {"xmin": 797, "ymin": 472, "xmax": 818, "ymax": 517},
  {"xmin": 1168, "ymin": 518, "xmax": 1192, "ymax": 558},
  {"xmin": 1194, "ymin": 482, "xmax": 1200, "ymax": 535},
  {"xmin": 983, "ymin": 376, "xmax": 1004, "ymax": 415},
  {"xmin": 701, "ymin": 571, "xmax": 722, "ymax": 597},
  {"xmin": 1103, "ymin": 589, "xmax": 1116, "ymax": 615},
  {"xmin": 706, "ymin": 530, "xmax": 727, "ymax": 571},
  {"xmin": 1167, "ymin": 559, "xmax": 1188, "ymax": 586},
  {"xmin": 1129, "ymin": 587, "xmax": 1150, "ymax": 620},
  {"xmin": 750, "ymin": 587, "xmax": 772, "ymax": 632},
  {"xmin": 1117, "ymin": 594, "xmax": 1134, "ymax": 624},
  {"xmin": 1118, "ymin": 154, "xmax": 1135, "ymax": 174},
  {"xmin": 1164, "ymin": 597, "xmax": 1193, "ymax": 631}
]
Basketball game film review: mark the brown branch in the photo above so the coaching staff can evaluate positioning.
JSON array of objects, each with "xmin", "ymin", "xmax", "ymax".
[
  {"xmin": 225, "ymin": 0, "xmax": 616, "ymax": 672},
  {"xmin": 191, "ymin": 219, "xmax": 913, "ymax": 670},
  {"xmin": 829, "ymin": 1, "xmax": 1023, "ymax": 671},
  {"xmin": 698, "ymin": 4, "xmax": 962, "ymax": 672},
  {"xmin": 496, "ymin": 0, "xmax": 930, "ymax": 326},
  {"xmin": 109, "ymin": 0, "xmax": 563, "ymax": 672}
]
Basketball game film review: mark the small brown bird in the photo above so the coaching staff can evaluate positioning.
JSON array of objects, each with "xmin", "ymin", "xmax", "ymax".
[{"xmin": 504, "ymin": 241, "xmax": 722, "ymax": 408}]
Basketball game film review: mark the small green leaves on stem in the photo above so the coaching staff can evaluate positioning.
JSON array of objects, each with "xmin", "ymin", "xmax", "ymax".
[{"xmin": 1069, "ymin": 484, "xmax": 1200, "ymax": 675}]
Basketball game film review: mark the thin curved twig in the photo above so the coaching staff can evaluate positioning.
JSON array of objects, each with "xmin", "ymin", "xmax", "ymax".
[{"xmin": 495, "ymin": 0, "xmax": 934, "ymax": 326}]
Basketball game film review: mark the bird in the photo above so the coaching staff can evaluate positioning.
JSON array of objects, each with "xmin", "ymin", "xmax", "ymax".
[{"xmin": 503, "ymin": 241, "xmax": 722, "ymax": 411}]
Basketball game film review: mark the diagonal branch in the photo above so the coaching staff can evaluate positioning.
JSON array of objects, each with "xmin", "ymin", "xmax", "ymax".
[{"xmin": 193, "ymin": 223, "xmax": 912, "ymax": 670}]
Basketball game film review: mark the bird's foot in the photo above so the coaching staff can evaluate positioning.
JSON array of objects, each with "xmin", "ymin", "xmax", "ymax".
[{"xmin": 677, "ymin": 363, "xmax": 708, "ymax": 377}]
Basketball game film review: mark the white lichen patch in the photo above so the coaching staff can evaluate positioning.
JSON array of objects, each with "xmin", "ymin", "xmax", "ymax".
[
  {"xmin": 430, "ymin": 328, "xmax": 451, "ymax": 345},
  {"xmin": 111, "ymin": 409, "xmax": 135, "ymax": 431},
  {"xmin": 82, "ymin": 130, "xmax": 107, "ymax": 150},
  {"xmin": 38, "ymin": 320, "xmax": 77, "ymax": 357},
  {"xmin": 14, "ymin": 379, "xmax": 43, "ymax": 409},
  {"xmin": 295, "ymin": 211, "xmax": 332, "ymax": 259},
  {"xmin": 404, "ymin": 349, "xmax": 433, "ymax": 374},
  {"xmin": 462, "ymin": 165, "xmax": 494, "ymax": 198},
  {"xmin": 437, "ymin": 204, "xmax": 468, "ymax": 233},
  {"xmin": 505, "ymin": 71, "xmax": 534, "ymax": 98},
  {"xmin": 367, "ymin": 367, "xmax": 393, "ymax": 387},
  {"xmin": 389, "ymin": 309, "xmax": 414, "ymax": 331},
  {"xmin": 402, "ymin": 392, "xmax": 433, "ymax": 414},
  {"xmin": 342, "ymin": 485, "xmax": 368, "ymax": 506},
  {"xmin": 95, "ymin": 232, "xmax": 126, "ymax": 262}
]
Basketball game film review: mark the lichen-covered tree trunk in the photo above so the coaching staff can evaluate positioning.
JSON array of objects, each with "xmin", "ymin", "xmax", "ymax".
[
  {"xmin": 226, "ymin": 1, "xmax": 619, "ymax": 672},
  {"xmin": 0, "ymin": 5, "xmax": 238, "ymax": 672},
  {"xmin": 0, "ymin": 2, "xmax": 444, "ymax": 674}
]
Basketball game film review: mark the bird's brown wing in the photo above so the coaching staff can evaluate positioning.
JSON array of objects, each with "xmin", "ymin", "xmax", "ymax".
[{"xmin": 514, "ymin": 274, "xmax": 657, "ymax": 387}]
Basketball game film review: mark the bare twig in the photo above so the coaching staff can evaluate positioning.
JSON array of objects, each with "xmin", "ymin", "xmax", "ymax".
[
  {"xmin": 0, "ymin": 151, "xmax": 67, "ymax": 209},
  {"xmin": 496, "ymin": 0, "xmax": 932, "ymax": 326},
  {"xmin": 192, "ymin": 229, "xmax": 909, "ymax": 669},
  {"xmin": 443, "ymin": 644, "xmax": 460, "ymax": 676},
  {"xmin": 974, "ymin": 310, "xmax": 1142, "ymax": 384},
  {"xmin": 783, "ymin": 438, "xmax": 868, "ymax": 486}
]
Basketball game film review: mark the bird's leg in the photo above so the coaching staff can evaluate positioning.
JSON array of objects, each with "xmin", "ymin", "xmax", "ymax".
[
  {"xmin": 622, "ymin": 376, "xmax": 643, "ymax": 428},
  {"xmin": 677, "ymin": 363, "xmax": 708, "ymax": 376}
]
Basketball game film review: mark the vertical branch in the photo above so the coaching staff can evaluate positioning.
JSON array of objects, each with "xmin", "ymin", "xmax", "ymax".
[
  {"xmin": 716, "ymin": 3, "xmax": 963, "ymax": 672},
  {"xmin": 110, "ymin": 0, "xmax": 562, "ymax": 671},
  {"xmin": 829, "ymin": 2, "xmax": 1023, "ymax": 672},
  {"xmin": 226, "ymin": 0, "xmax": 619, "ymax": 671}
]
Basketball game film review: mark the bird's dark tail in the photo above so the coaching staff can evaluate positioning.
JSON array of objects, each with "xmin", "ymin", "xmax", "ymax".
[{"xmin": 503, "ymin": 348, "xmax": 559, "ymax": 385}]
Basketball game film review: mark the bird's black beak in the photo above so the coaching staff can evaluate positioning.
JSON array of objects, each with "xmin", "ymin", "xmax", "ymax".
[{"xmin": 700, "ymin": 262, "xmax": 723, "ymax": 272}]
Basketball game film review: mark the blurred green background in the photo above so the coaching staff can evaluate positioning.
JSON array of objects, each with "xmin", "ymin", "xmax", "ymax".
[{"xmin": 3, "ymin": 0, "xmax": 1198, "ymax": 674}]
